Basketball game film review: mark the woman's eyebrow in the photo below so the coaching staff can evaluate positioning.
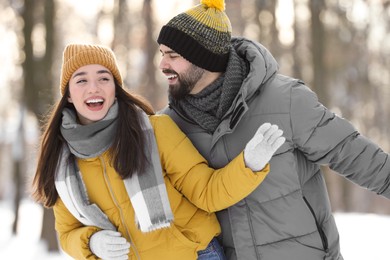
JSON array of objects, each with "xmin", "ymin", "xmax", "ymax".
[
  {"xmin": 72, "ymin": 71, "xmax": 86, "ymax": 78},
  {"xmin": 72, "ymin": 69, "xmax": 112, "ymax": 78},
  {"xmin": 97, "ymin": 69, "xmax": 112, "ymax": 75}
]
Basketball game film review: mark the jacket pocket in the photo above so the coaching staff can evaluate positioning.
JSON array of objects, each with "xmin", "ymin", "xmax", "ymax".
[
  {"xmin": 230, "ymin": 190, "xmax": 325, "ymax": 248},
  {"xmin": 302, "ymin": 196, "xmax": 329, "ymax": 251},
  {"xmin": 169, "ymin": 224, "xmax": 200, "ymax": 250}
]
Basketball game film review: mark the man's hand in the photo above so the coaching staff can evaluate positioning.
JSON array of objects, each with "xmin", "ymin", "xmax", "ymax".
[{"xmin": 244, "ymin": 123, "xmax": 285, "ymax": 171}]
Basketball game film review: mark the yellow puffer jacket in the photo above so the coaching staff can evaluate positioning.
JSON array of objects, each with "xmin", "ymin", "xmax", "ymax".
[{"xmin": 53, "ymin": 114, "xmax": 269, "ymax": 260}]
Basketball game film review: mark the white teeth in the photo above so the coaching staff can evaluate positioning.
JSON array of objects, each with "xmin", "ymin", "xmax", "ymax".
[
  {"xmin": 86, "ymin": 99, "xmax": 103, "ymax": 104},
  {"xmin": 167, "ymin": 75, "xmax": 177, "ymax": 80}
]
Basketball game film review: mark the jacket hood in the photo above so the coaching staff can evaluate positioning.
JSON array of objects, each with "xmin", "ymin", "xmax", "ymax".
[
  {"xmin": 165, "ymin": 37, "xmax": 279, "ymax": 133},
  {"xmin": 231, "ymin": 37, "xmax": 279, "ymax": 101}
]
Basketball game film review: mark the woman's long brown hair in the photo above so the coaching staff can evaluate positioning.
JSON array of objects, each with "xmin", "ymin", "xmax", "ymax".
[{"xmin": 31, "ymin": 83, "xmax": 154, "ymax": 207}]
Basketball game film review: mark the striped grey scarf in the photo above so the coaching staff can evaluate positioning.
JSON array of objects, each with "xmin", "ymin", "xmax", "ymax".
[{"xmin": 57, "ymin": 103, "xmax": 173, "ymax": 232}]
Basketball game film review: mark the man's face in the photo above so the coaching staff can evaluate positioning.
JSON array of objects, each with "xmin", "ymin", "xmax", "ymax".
[{"xmin": 159, "ymin": 44, "xmax": 205, "ymax": 100}]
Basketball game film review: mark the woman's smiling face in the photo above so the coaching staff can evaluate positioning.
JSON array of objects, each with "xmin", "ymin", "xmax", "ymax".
[{"xmin": 67, "ymin": 64, "xmax": 116, "ymax": 125}]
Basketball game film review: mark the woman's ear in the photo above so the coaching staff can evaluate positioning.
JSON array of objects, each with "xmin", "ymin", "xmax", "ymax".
[{"xmin": 67, "ymin": 96, "xmax": 73, "ymax": 103}]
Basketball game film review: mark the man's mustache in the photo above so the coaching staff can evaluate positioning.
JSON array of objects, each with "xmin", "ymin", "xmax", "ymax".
[{"xmin": 162, "ymin": 69, "xmax": 177, "ymax": 75}]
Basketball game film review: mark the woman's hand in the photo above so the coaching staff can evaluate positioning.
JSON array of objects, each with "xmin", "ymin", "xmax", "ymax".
[{"xmin": 244, "ymin": 123, "xmax": 285, "ymax": 171}]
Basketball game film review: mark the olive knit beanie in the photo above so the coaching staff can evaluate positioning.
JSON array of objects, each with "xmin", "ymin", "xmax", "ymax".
[
  {"xmin": 59, "ymin": 43, "xmax": 123, "ymax": 96},
  {"xmin": 157, "ymin": 0, "xmax": 231, "ymax": 72}
]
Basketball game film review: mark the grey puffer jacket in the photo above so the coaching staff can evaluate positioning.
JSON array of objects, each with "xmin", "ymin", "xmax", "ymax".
[{"xmin": 161, "ymin": 37, "xmax": 390, "ymax": 260}]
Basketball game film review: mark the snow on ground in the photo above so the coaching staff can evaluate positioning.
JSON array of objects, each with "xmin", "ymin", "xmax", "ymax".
[
  {"xmin": 0, "ymin": 199, "xmax": 389, "ymax": 259},
  {"xmin": 335, "ymin": 212, "xmax": 389, "ymax": 260},
  {"xmin": 0, "ymin": 200, "xmax": 71, "ymax": 260}
]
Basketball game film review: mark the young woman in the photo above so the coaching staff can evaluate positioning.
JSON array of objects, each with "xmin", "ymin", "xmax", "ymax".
[{"xmin": 32, "ymin": 43, "xmax": 285, "ymax": 260}]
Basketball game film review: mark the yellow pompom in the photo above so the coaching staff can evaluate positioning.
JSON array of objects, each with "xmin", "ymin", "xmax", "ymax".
[{"xmin": 201, "ymin": 0, "xmax": 225, "ymax": 11}]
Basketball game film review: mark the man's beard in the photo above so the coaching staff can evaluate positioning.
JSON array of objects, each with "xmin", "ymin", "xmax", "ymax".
[{"xmin": 167, "ymin": 65, "xmax": 205, "ymax": 100}]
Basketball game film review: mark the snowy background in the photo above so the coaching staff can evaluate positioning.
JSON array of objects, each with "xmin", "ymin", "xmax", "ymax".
[{"xmin": 0, "ymin": 199, "xmax": 389, "ymax": 260}]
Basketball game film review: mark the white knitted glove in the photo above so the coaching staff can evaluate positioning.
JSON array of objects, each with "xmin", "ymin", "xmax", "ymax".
[
  {"xmin": 89, "ymin": 230, "xmax": 130, "ymax": 260},
  {"xmin": 244, "ymin": 123, "xmax": 286, "ymax": 171}
]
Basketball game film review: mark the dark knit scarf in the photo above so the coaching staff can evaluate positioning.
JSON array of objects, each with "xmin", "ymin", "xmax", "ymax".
[{"xmin": 172, "ymin": 47, "xmax": 248, "ymax": 133}]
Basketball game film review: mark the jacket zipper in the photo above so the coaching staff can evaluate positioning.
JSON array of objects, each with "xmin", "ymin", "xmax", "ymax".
[
  {"xmin": 100, "ymin": 157, "xmax": 141, "ymax": 260},
  {"xmin": 302, "ymin": 196, "xmax": 329, "ymax": 251},
  {"xmin": 244, "ymin": 199, "xmax": 262, "ymax": 259}
]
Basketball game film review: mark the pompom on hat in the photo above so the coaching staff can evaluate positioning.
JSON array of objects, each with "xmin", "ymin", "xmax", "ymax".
[
  {"xmin": 59, "ymin": 43, "xmax": 123, "ymax": 96},
  {"xmin": 157, "ymin": 0, "xmax": 232, "ymax": 72}
]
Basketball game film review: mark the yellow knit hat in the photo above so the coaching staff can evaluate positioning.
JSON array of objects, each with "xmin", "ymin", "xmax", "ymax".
[
  {"xmin": 60, "ymin": 43, "xmax": 123, "ymax": 96},
  {"xmin": 157, "ymin": 0, "xmax": 231, "ymax": 72}
]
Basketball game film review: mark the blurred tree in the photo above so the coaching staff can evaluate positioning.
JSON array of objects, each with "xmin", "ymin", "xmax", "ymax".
[
  {"xmin": 138, "ymin": 0, "xmax": 162, "ymax": 109},
  {"xmin": 291, "ymin": 0, "xmax": 303, "ymax": 79},
  {"xmin": 10, "ymin": 0, "xmax": 35, "ymax": 240},
  {"xmin": 226, "ymin": 0, "xmax": 245, "ymax": 35},
  {"xmin": 113, "ymin": 0, "xmax": 130, "ymax": 48},
  {"xmin": 112, "ymin": 0, "xmax": 131, "ymax": 86},
  {"xmin": 254, "ymin": 0, "xmax": 280, "ymax": 56},
  {"xmin": 20, "ymin": 0, "xmax": 58, "ymax": 251},
  {"xmin": 11, "ymin": 106, "xmax": 25, "ymax": 234},
  {"xmin": 310, "ymin": 0, "xmax": 328, "ymax": 105}
]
